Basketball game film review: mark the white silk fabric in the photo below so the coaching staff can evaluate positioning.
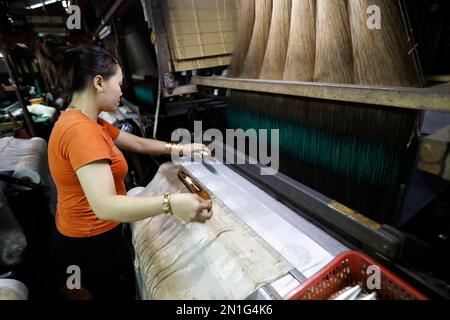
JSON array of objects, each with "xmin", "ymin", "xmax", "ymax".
[{"xmin": 131, "ymin": 163, "xmax": 293, "ymax": 300}]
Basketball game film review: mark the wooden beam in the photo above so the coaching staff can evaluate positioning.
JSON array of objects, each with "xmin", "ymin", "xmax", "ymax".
[
  {"xmin": 192, "ymin": 76, "xmax": 450, "ymax": 113},
  {"xmin": 162, "ymin": 84, "xmax": 198, "ymax": 98},
  {"xmin": 426, "ymin": 75, "xmax": 450, "ymax": 83},
  {"xmin": 419, "ymin": 125, "xmax": 450, "ymax": 181}
]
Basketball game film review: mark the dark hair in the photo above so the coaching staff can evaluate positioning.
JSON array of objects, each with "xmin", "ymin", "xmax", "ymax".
[{"xmin": 36, "ymin": 36, "xmax": 119, "ymax": 96}]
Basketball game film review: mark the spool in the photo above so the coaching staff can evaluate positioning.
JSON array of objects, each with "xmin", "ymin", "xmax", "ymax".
[{"xmin": 0, "ymin": 279, "xmax": 29, "ymax": 300}]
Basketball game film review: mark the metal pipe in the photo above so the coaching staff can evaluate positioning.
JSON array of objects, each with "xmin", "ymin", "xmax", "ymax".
[
  {"xmin": 92, "ymin": 0, "xmax": 124, "ymax": 38},
  {"xmin": 1, "ymin": 48, "xmax": 36, "ymax": 137}
]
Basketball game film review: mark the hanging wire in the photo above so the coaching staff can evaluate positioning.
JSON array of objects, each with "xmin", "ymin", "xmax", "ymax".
[
  {"xmin": 152, "ymin": 79, "xmax": 162, "ymax": 139},
  {"xmin": 398, "ymin": 0, "xmax": 426, "ymax": 86},
  {"xmin": 397, "ymin": 0, "xmax": 427, "ymax": 144}
]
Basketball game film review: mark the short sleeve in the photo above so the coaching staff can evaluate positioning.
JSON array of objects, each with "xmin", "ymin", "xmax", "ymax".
[
  {"xmin": 98, "ymin": 119, "xmax": 121, "ymax": 140},
  {"xmin": 62, "ymin": 123, "xmax": 113, "ymax": 171}
]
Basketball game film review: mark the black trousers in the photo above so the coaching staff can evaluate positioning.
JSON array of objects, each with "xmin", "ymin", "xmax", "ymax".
[{"xmin": 49, "ymin": 223, "xmax": 136, "ymax": 300}]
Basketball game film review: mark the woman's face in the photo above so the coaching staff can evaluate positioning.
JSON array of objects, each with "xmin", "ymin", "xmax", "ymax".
[{"xmin": 97, "ymin": 65, "xmax": 123, "ymax": 112}]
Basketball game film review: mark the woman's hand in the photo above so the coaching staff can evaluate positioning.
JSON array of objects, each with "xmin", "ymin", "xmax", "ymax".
[
  {"xmin": 170, "ymin": 193, "xmax": 213, "ymax": 223},
  {"xmin": 182, "ymin": 143, "xmax": 212, "ymax": 158}
]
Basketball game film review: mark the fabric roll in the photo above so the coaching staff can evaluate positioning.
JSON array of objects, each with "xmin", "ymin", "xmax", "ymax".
[
  {"xmin": 5, "ymin": 138, "xmax": 48, "ymax": 190},
  {"xmin": 0, "ymin": 191, "xmax": 27, "ymax": 268},
  {"xmin": 0, "ymin": 279, "xmax": 29, "ymax": 300}
]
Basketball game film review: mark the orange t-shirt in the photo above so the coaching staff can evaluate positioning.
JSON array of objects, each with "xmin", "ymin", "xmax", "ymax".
[{"xmin": 48, "ymin": 110, "xmax": 128, "ymax": 238}]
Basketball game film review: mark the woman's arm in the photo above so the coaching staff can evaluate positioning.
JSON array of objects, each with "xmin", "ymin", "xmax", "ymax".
[
  {"xmin": 76, "ymin": 160, "xmax": 213, "ymax": 223},
  {"xmin": 114, "ymin": 131, "xmax": 166, "ymax": 154},
  {"xmin": 114, "ymin": 131, "xmax": 209, "ymax": 157}
]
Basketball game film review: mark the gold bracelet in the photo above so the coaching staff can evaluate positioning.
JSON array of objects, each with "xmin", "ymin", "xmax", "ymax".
[
  {"xmin": 163, "ymin": 193, "xmax": 173, "ymax": 216},
  {"xmin": 164, "ymin": 143, "xmax": 173, "ymax": 155},
  {"xmin": 164, "ymin": 143, "xmax": 184, "ymax": 157}
]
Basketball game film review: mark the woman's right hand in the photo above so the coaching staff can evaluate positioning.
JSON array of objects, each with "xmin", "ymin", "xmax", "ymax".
[{"xmin": 170, "ymin": 193, "xmax": 213, "ymax": 223}]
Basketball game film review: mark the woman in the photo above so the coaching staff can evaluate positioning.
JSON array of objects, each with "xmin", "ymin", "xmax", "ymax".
[{"xmin": 37, "ymin": 38, "xmax": 213, "ymax": 300}]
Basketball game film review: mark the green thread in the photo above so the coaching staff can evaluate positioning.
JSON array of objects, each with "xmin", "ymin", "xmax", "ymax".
[{"xmin": 227, "ymin": 107, "xmax": 404, "ymax": 192}]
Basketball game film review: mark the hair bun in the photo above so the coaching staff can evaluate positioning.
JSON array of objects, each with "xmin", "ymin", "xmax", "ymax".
[{"xmin": 36, "ymin": 37, "xmax": 119, "ymax": 105}]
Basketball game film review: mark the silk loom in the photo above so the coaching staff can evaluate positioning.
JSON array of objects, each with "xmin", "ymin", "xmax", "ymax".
[{"xmin": 131, "ymin": 0, "xmax": 450, "ymax": 299}]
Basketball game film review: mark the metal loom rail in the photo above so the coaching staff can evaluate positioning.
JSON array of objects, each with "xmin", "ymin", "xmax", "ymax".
[{"xmin": 192, "ymin": 76, "xmax": 450, "ymax": 113}]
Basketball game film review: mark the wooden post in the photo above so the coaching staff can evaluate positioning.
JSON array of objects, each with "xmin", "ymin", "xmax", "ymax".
[{"xmin": 143, "ymin": 0, "xmax": 175, "ymax": 89}]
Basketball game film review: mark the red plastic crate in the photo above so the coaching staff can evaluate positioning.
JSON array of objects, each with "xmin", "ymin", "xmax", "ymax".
[{"xmin": 284, "ymin": 250, "xmax": 428, "ymax": 300}]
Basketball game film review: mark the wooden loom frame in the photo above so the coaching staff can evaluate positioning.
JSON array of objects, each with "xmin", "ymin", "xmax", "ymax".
[{"xmin": 192, "ymin": 76, "xmax": 450, "ymax": 113}]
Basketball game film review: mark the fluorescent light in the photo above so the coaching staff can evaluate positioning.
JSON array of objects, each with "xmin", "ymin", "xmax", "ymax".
[
  {"xmin": 26, "ymin": 0, "xmax": 61, "ymax": 10},
  {"xmin": 0, "ymin": 52, "xmax": 4, "ymax": 59},
  {"xmin": 62, "ymin": 0, "xmax": 71, "ymax": 12},
  {"xmin": 36, "ymin": 31, "xmax": 67, "ymax": 37},
  {"xmin": 98, "ymin": 25, "xmax": 112, "ymax": 40}
]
